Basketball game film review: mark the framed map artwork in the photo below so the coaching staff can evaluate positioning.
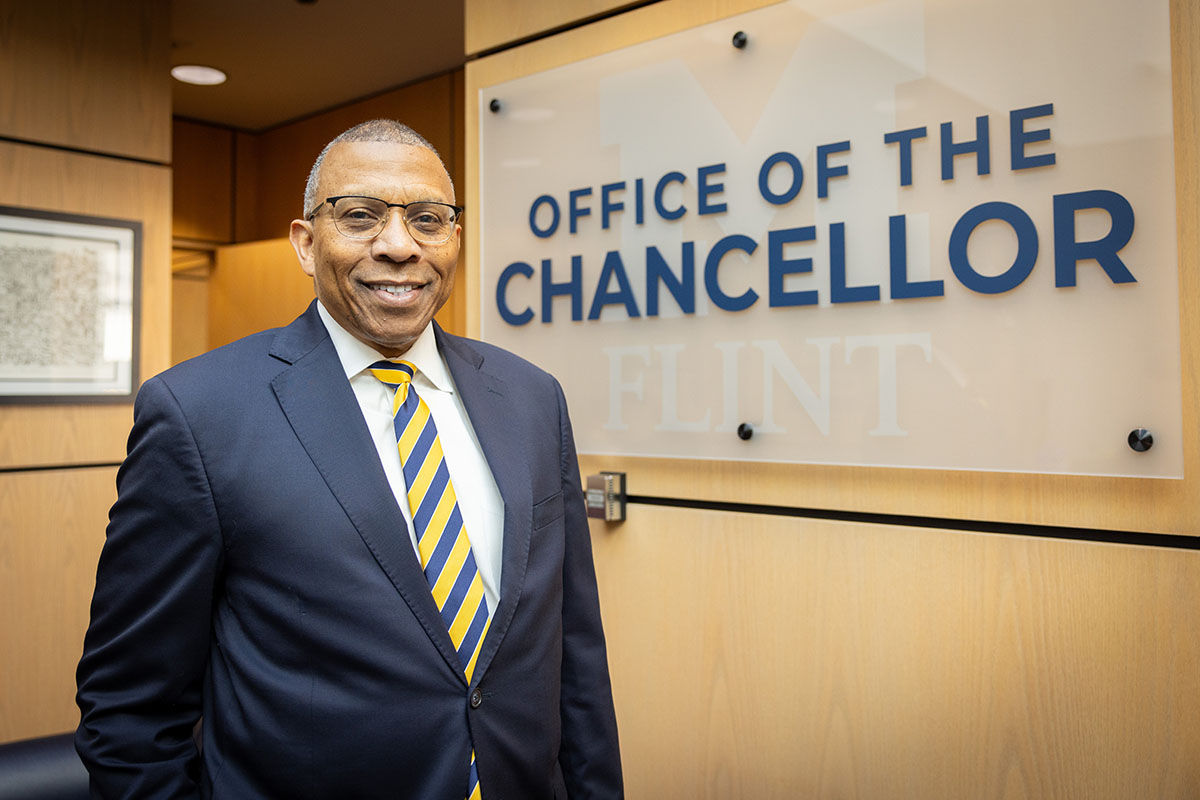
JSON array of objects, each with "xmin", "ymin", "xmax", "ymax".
[{"xmin": 0, "ymin": 206, "xmax": 140, "ymax": 403}]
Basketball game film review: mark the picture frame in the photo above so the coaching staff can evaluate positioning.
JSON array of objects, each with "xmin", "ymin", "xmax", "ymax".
[{"xmin": 0, "ymin": 205, "xmax": 141, "ymax": 403}]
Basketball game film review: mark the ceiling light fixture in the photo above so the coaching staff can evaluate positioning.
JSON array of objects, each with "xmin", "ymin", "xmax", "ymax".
[{"xmin": 171, "ymin": 65, "xmax": 227, "ymax": 86}]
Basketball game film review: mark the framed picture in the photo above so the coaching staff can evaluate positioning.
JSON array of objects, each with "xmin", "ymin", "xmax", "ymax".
[{"xmin": 0, "ymin": 205, "xmax": 141, "ymax": 403}]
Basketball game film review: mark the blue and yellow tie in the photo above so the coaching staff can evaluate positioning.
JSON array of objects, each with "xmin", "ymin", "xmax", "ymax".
[{"xmin": 369, "ymin": 360, "xmax": 489, "ymax": 800}]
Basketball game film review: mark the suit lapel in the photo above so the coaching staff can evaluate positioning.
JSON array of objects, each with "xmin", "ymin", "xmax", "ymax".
[
  {"xmin": 437, "ymin": 326, "xmax": 533, "ymax": 685},
  {"xmin": 269, "ymin": 304, "xmax": 466, "ymax": 681}
]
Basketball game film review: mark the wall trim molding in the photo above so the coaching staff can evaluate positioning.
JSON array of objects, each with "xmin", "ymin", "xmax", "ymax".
[{"xmin": 628, "ymin": 494, "xmax": 1200, "ymax": 549}]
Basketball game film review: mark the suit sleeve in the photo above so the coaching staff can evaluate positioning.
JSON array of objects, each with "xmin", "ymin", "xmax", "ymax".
[
  {"xmin": 75, "ymin": 376, "xmax": 223, "ymax": 799},
  {"xmin": 553, "ymin": 380, "xmax": 624, "ymax": 798}
]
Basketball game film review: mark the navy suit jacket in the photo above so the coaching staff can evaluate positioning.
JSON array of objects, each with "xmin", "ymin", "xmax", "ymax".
[{"xmin": 75, "ymin": 302, "xmax": 622, "ymax": 799}]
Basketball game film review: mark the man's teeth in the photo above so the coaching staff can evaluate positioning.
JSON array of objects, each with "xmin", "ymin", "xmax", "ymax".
[{"xmin": 374, "ymin": 284, "xmax": 415, "ymax": 295}]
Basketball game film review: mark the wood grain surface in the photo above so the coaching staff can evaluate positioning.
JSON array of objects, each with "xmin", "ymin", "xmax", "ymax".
[
  {"xmin": 0, "ymin": 0, "xmax": 170, "ymax": 162},
  {"xmin": 591, "ymin": 505, "xmax": 1200, "ymax": 798},
  {"xmin": 0, "ymin": 468, "xmax": 115, "ymax": 742}
]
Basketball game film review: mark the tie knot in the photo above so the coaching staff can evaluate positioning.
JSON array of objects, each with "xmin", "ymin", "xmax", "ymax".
[{"xmin": 368, "ymin": 360, "xmax": 416, "ymax": 388}]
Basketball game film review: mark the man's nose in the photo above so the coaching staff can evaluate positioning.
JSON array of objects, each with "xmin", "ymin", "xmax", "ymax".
[{"xmin": 371, "ymin": 209, "xmax": 421, "ymax": 261}]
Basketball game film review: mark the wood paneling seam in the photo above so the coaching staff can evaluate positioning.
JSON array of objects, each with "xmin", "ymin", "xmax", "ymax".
[{"xmin": 0, "ymin": 134, "xmax": 170, "ymax": 168}]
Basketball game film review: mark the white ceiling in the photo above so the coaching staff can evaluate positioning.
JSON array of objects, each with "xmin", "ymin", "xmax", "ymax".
[{"xmin": 170, "ymin": 0, "xmax": 466, "ymax": 131}]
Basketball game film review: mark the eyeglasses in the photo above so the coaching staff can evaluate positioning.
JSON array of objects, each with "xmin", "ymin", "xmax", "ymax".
[{"xmin": 309, "ymin": 195, "xmax": 463, "ymax": 245}]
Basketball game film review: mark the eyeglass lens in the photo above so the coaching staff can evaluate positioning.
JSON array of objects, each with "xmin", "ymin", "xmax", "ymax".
[{"xmin": 331, "ymin": 197, "xmax": 456, "ymax": 243}]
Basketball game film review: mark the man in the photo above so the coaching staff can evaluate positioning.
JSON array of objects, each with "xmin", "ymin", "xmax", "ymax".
[{"xmin": 75, "ymin": 120, "xmax": 623, "ymax": 799}]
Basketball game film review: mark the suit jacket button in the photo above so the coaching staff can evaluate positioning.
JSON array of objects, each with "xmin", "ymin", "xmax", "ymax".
[{"xmin": 470, "ymin": 688, "xmax": 483, "ymax": 709}]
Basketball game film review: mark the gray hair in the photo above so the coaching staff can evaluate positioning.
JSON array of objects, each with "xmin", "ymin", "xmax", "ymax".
[{"xmin": 302, "ymin": 120, "xmax": 447, "ymax": 218}]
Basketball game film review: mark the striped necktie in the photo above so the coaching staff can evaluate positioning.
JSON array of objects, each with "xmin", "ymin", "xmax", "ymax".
[{"xmin": 369, "ymin": 359, "xmax": 489, "ymax": 800}]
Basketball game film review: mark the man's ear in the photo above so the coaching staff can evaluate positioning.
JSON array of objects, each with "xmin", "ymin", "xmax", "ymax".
[{"xmin": 289, "ymin": 219, "xmax": 317, "ymax": 277}]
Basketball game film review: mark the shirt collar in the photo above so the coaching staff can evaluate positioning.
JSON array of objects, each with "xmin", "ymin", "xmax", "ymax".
[{"xmin": 315, "ymin": 301, "xmax": 454, "ymax": 393}]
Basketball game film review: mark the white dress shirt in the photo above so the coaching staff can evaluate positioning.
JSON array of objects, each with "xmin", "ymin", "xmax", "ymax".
[{"xmin": 316, "ymin": 302, "xmax": 504, "ymax": 613}]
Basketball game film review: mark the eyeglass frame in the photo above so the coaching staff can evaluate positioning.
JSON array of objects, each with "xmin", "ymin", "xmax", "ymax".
[{"xmin": 307, "ymin": 195, "xmax": 464, "ymax": 244}]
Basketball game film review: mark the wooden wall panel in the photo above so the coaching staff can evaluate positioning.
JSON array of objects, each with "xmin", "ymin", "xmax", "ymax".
[
  {"xmin": 0, "ymin": 0, "xmax": 170, "ymax": 162},
  {"xmin": 172, "ymin": 273, "xmax": 210, "ymax": 365},
  {"xmin": 0, "ymin": 0, "xmax": 170, "ymax": 747},
  {"xmin": 233, "ymin": 131, "xmax": 261, "ymax": 243},
  {"xmin": 468, "ymin": 0, "xmax": 1200, "ymax": 794},
  {"xmin": 172, "ymin": 119, "xmax": 233, "ymax": 243},
  {"xmin": 590, "ymin": 506, "xmax": 1200, "ymax": 798},
  {"xmin": 469, "ymin": 0, "xmax": 1200, "ymax": 535},
  {"xmin": 0, "ymin": 467, "xmax": 115, "ymax": 741},
  {"xmin": 0, "ymin": 141, "xmax": 172, "ymax": 470},
  {"xmin": 465, "ymin": 0, "xmax": 647, "ymax": 55},
  {"xmin": 1171, "ymin": 0, "xmax": 1199, "ymax": 530},
  {"xmin": 208, "ymin": 238, "xmax": 314, "ymax": 350}
]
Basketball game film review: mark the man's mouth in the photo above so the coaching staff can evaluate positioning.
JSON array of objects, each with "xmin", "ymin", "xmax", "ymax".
[{"xmin": 367, "ymin": 283, "xmax": 421, "ymax": 296}]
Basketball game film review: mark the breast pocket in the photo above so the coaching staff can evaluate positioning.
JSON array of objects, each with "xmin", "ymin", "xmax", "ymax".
[{"xmin": 531, "ymin": 491, "xmax": 564, "ymax": 531}]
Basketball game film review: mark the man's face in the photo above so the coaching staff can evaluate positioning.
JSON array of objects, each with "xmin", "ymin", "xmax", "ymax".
[{"xmin": 289, "ymin": 141, "xmax": 460, "ymax": 357}]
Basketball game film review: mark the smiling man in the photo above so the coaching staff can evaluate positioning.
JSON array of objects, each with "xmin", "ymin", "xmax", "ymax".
[{"xmin": 75, "ymin": 120, "xmax": 623, "ymax": 799}]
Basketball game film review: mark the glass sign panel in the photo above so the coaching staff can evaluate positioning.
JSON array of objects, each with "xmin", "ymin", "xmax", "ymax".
[{"xmin": 478, "ymin": 0, "xmax": 1182, "ymax": 478}]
